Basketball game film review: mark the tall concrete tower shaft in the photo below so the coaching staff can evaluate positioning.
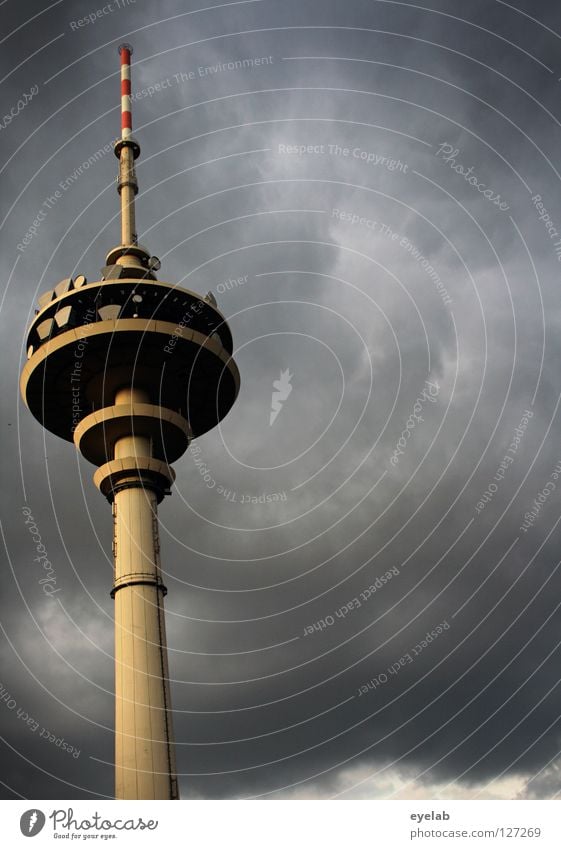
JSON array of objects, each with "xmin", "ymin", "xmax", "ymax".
[{"xmin": 20, "ymin": 44, "xmax": 239, "ymax": 799}]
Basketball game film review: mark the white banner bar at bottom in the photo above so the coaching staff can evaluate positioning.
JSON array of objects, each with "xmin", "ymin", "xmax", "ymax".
[{"xmin": 1, "ymin": 800, "xmax": 558, "ymax": 848}]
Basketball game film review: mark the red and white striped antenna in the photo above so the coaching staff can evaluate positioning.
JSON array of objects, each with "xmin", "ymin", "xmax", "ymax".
[
  {"xmin": 115, "ymin": 43, "xmax": 140, "ymax": 247},
  {"xmin": 119, "ymin": 42, "xmax": 133, "ymax": 140}
]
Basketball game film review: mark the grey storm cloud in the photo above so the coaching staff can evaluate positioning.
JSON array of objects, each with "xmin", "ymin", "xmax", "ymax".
[{"xmin": 2, "ymin": 0, "xmax": 561, "ymax": 801}]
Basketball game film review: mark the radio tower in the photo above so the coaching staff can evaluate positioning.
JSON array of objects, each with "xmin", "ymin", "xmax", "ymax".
[{"xmin": 20, "ymin": 44, "xmax": 239, "ymax": 799}]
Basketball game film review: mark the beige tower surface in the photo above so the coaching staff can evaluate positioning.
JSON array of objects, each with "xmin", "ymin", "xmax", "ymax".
[
  {"xmin": 111, "ymin": 386, "xmax": 178, "ymax": 800},
  {"xmin": 20, "ymin": 45, "xmax": 239, "ymax": 799}
]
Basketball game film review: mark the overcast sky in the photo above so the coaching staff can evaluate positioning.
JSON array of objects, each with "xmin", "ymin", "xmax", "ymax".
[{"xmin": 3, "ymin": 0, "xmax": 561, "ymax": 801}]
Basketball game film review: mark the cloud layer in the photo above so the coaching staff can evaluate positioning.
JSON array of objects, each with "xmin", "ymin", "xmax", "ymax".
[{"xmin": 2, "ymin": 0, "xmax": 561, "ymax": 800}]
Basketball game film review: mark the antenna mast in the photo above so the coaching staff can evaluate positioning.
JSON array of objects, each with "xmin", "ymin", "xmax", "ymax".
[{"xmin": 116, "ymin": 43, "xmax": 139, "ymax": 247}]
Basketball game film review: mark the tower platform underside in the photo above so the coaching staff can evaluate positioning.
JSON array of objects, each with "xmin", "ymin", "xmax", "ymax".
[{"xmin": 21, "ymin": 278, "xmax": 240, "ymax": 451}]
